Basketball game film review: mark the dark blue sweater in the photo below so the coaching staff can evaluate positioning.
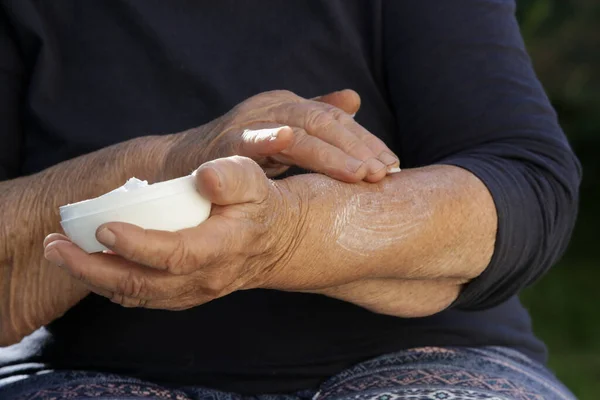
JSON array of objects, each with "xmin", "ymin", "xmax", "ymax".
[{"xmin": 0, "ymin": 0, "xmax": 581, "ymax": 394}]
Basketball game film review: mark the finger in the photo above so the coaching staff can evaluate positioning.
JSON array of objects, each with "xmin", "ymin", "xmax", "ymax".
[
  {"xmin": 44, "ymin": 233, "xmax": 70, "ymax": 248},
  {"xmin": 94, "ymin": 219, "xmax": 230, "ymax": 275},
  {"xmin": 96, "ymin": 216, "xmax": 245, "ymax": 284},
  {"xmin": 270, "ymin": 131, "xmax": 370, "ymax": 183},
  {"xmin": 44, "ymin": 239, "xmax": 182, "ymax": 298},
  {"xmin": 85, "ymin": 272, "xmax": 212, "ymax": 309},
  {"xmin": 89, "ymin": 286, "xmax": 150, "ymax": 308},
  {"xmin": 312, "ymin": 89, "xmax": 361, "ymax": 116},
  {"xmin": 194, "ymin": 156, "xmax": 271, "ymax": 205},
  {"xmin": 273, "ymin": 102, "xmax": 387, "ymax": 178},
  {"xmin": 307, "ymin": 100, "xmax": 401, "ymax": 174},
  {"xmin": 82, "ymin": 266, "xmax": 215, "ymax": 310},
  {"xmin": 236, "ymin": 125, "xmax": 295, "ymax": 158}
]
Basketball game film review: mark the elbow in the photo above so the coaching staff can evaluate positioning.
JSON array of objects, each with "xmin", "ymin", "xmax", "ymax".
[
  {"xmin": 553, "ymin": 142, "xmax": 581, "ymax": 214},
  {"xmin": 502, "ymin": 149, "xmax": 582, "ymax": 294},
  {"xmin": 536, "ymin": 146, "xmax": 581, "ymax": 271},
  {"xmin": 362, "ymin": 281, "xmax": 461, "ymax": 318},
  {"xmin": 448, "ymin": 142, "xmax": 581, "ymax": 311}
]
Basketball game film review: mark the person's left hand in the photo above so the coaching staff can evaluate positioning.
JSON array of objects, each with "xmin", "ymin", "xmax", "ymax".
[{"xmin": 43, "ymin": 156, "xmax": 306, "ymax": 309}]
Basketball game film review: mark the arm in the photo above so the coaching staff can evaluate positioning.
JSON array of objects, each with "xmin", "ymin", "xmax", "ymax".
[
  {"xmin": 41, "ymin": 123, "xmax": 575, "ymax": 318},
  {"xmin": 0, "ymin": 6, "xmax": 148, "ymax": 344},
  {"xmin": 39, "ymin": 159, "xmax": 491, "ymax": 319},
  {"xmin": 268, "ymin": 164, "xmax": 496, "ymax": 317},
  {"xmin": 1, "ymin": 87, "xmax": 397, "ymax": 345},
  {"xmin": 39, "ymin": 0, "xmax": 580, "ymax": 317},
  {"xmin": 281, "ymin": 0, "xmax": 581, "ymax": 313},
  {"xmin": 0, "ymin": 136, "xmax": 168, "ymax": 346}
]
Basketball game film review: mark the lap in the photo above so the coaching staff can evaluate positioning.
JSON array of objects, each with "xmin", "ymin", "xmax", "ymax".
[
  {"xmin": 0, "ymin": 347, "xmax": 576, "ymax": 400},
  {"xmin": 314, "ymin": 347, "xmax": 575, "ymax": 400}
]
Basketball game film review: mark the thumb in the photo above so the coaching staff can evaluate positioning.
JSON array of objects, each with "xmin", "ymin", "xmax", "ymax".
[
  {"xmin": 313, "ymin": 89, "xmax": 361, "ymax": 116},
  {"xmin": 193, "ymin": 156, "xmax": 271, "ymax": 205}
]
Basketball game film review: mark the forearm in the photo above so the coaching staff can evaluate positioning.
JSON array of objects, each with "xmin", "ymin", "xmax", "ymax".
[
  {"xmin": 313, "ymin": 277, "xmax": 463, "ymax": 317},
  {"xmin": 0, "ymin": 134, "xmax": 170, "ymax": 345},
  {"xmin": 268, "ymin": 165, "xmax": 497, "ymax": 314}
]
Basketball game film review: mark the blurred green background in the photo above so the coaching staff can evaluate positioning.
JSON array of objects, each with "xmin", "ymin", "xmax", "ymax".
[{"xmin": 516, "ymin": 1, "xmax": 600, "ymax": 398}]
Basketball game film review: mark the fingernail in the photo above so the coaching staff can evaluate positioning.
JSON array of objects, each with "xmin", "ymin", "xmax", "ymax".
[
  {"xmin": 97, "ymin": 227, "xmax": 116, "ymax": 247},
  {"xmin": 346, "ymin": 158, "xmax": 364, "ymax": 173},
  {"xmin": 387, "ymin": 166, "xmax": 402, "ymax": 174},
  {"xmin": 45, "ymin": 248, "xmax": 64, "ymax": 267},
  {"xmin": 379, "ymin": 152, "xmax": 399, "ymax": 167},
  {"xmin": 366, "ymin": 158, "xmax": 386, "ymax": 174}
]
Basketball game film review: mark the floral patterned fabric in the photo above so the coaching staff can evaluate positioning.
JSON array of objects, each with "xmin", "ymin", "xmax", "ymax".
[{"xmin": 0, "ymin": 347, "xmax": 576, "ymax": 400}]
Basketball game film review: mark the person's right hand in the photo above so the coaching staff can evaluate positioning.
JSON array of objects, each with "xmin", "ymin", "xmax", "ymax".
[{"xmin": 163, "ymin": 90, "xmax": 400, "ymax": 183}]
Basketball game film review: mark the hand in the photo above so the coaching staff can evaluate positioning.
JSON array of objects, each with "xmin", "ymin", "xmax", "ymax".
[
  {"xmin": 42, "ymin": 157, "xmax": 470, "ymax": 316},
  {"xmin": 163, "ymin": 90, "xmax": 400, "ymax": 183},
  {"xmin": 43, "ymin": 156, "xmax": 306, "ymax": 310}
]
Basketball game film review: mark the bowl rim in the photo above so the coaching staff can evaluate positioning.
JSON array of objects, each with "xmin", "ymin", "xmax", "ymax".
[{"xmin": 59, "ymin": 175, "xmax": 203, "ymax": 222}]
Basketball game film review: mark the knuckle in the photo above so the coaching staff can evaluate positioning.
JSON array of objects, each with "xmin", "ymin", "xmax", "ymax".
[
  {"xmin": 328, "ymin": 106, "xmax": 346, "ymax": 121},
  {"xmin": 202, "ymin": 275, "xmax": 228, "ymax": 298},
  {"xmin": 344, "ymin": 138, "xmax": 370, "ymax": 157},
  {"xmin": 284, "ymin": 132, "xmax": 307, "ymax": 157},
  {"xmin": 121, "ymin": 298, "xmax": 143, "ymax": 308},
  {"xmin": 365, "ymin": 137, "xmax": 388, "ymax": 153},
  {"xmin": 335, "ymin": 111, "xmax": 354, "ymax": 125},
  {"xmin": 137, "ymin": 298, "xmax": 149, "ymax": 308},
  {"xmin": 117, "ymin": 270, "xmax": 147, "ymax": 298},
  {"xmin": 164, "ymin": 233, "xmax": 189, "ymax": 275},
  {"xmin": 109, "ymin": 292, "xmax": 125, "ymax": 306},
  {"xmin": 111, "ymin": 293, "xmax": 146, "ymax": 308},
  {"xmin": 306, "ymin": 110, "xmax": 334, "ymax": 132},
  {"xmin": 363, "ymin": 138, "xmax": 383, "ymax": 154},
  {"xmin": 68, "ymin": 266, "xmax": 86, "ymax": 282},
  {"xmin": 257, "ymin": 176, "xmax": 271, "ymax": 200},
  {"xmin": 233, "ymin": 154, "xmax": 256, "ymax": 167},
  {"xmin": 119, "ymin": 231, "xmax": 144, "ymax": 263},
  {"xmin": 315, "ymin": 145, "xmax": 334, "ymax": 165}
]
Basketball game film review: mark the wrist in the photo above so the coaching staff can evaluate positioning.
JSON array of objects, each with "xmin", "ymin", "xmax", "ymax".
[
  {"xmin": 259, "ymin": 174, "xmax": 369, "ymax": 291},
  {"xmin": 251, "ymin": 177, "xmax": 311, "ymax": 290},
  {"xmin": 159, "ymin": 119, "xmax": 223, "ymax": 181},
  {"xmin": 150, "ymin": 133, "xmax": 180, "ymax": 182}
]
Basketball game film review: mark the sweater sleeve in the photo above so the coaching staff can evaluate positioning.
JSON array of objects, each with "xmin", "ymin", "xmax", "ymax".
[
  {"xmin": 382, "ymin": 0, "xmax": 582, "ymax": 310},
  {"xmin": 0, "ymin": 5, "xmax": 24, "ymax": 181}
]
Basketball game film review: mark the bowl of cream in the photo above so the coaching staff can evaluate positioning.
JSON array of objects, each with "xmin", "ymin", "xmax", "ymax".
[{"xmin": 59, "ymin": 175, "xmax": 211, "ymax": 253}]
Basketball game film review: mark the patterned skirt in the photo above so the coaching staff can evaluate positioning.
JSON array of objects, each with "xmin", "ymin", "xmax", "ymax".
[{"xmin": 0, "ymin": 347, "xmax": 576, "ymax": 400}]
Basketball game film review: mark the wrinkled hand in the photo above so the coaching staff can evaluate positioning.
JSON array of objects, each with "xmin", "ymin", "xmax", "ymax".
[
  {"xmin": 44, "ymin": 156, "xmax": 304, "ymax": 310},
  {"xmin": 164, "ymin": 90, "xmax": 399, "ymax": 183}
]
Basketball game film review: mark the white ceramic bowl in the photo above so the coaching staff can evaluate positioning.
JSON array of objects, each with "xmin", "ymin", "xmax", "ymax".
[{"xmin": 59, "ymin": 175, "xmax": 211, "ymax": 253}]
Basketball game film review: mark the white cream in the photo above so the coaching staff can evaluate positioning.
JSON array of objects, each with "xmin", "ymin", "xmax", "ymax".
[
  {"xmin": 334, "ymin": 193, "xmax": 423, "ymax": 256},
  {"xmin": 334, "ymin": 179, "xmax": 428, "ymax": 258}
]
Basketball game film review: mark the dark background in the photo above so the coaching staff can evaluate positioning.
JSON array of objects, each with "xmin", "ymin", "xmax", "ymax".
[{"xmin": 516, "ymin": 1, "xmax": 599, "ymax": 398}]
